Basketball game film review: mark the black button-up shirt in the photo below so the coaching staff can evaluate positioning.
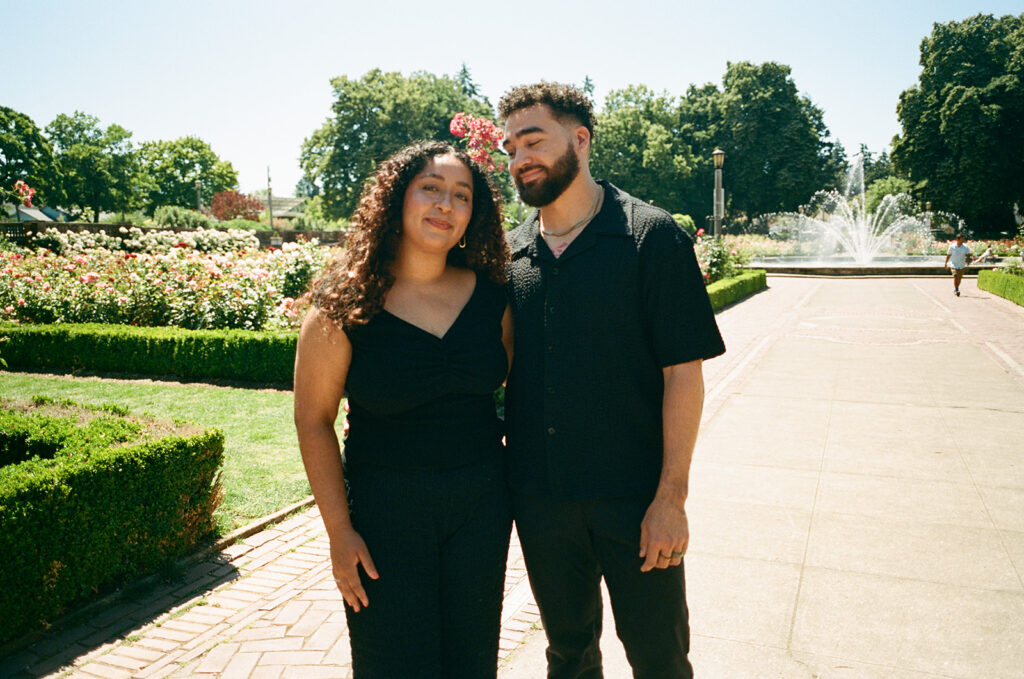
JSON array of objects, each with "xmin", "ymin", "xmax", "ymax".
[{"xmin": 505, "ymin": 182, "xmax": 726, "ymax": 500}]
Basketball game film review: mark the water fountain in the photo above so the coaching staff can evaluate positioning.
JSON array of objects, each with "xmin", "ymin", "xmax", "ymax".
[{"xmin": 751, "ymin": 154, "xmax": 977, "ymax": 274}]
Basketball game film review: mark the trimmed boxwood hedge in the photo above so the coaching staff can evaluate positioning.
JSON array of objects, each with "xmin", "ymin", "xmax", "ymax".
[
  {"xmin": 978, "ymin": 269, "xmax": 1024, "ymax": 307},
  {"xmin": 708, "ymin": 270, "xmax": 767, "ymax": 310},
  {"xmin": 0, "ymin": 322, "xmax": 296, "ymax": 384},
  {"xmin": 0, "ymin": 271, "xmax": 767, "ymax": 384},
  {"xmin": 0, "ymin": 397, "xmax": 224, "ymax": 644}
]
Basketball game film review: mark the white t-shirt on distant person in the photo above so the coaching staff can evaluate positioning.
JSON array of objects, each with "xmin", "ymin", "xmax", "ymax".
[{"xmin": 947, "ymin": 243, "xmax": 971, "ymax": 269}]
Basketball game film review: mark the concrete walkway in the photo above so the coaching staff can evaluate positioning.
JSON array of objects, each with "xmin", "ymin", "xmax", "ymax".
[
  {"xmin": 3, "ymin": 275, "xmax": 1023, "ymax": 678},
  {"xmin": 503, "ymin": 275, "xmax": 1024, "ymax": 679}
]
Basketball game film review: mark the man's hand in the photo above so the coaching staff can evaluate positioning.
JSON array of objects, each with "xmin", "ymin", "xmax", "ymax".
[{"xmin": 638, "ymin": 495, "xmax": 689, "ymax": 572}]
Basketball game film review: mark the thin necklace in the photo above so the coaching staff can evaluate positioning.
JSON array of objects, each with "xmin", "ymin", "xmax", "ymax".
[{"xmin": 540, "ymin": 190, "xmax": 604, "ymax": 238}]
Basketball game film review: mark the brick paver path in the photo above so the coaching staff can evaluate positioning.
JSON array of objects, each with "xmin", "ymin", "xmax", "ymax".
[{"xmin": 3, "ymin": 508, "xmax": 538, "ymax": 679}]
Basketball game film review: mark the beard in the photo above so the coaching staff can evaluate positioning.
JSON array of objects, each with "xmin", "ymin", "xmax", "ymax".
[{"xmin": 514, "ymin": 143, "xmax": 580, "ymax": 207}]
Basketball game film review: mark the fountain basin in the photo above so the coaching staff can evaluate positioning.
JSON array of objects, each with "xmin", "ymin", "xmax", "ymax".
[{"xmin": 746, "ymin": 256, "xmax": 1011, "ymax": 276}]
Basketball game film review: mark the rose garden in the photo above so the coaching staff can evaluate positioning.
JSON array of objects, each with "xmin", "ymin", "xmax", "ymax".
[{"xmin": 2, "ymin": 11, "xmax": 1024, "ymax": 678}]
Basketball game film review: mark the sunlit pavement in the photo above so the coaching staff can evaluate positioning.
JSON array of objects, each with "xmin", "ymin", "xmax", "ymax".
[
  {"xmin": 2, "ymin": 275, "xmax": 1022, "ymax": 678},
  {"xmin": 502, "ymin": 275, "xmax": 1024, "ymax": 679}
]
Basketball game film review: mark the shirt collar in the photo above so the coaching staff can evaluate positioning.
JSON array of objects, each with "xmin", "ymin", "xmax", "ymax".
[{"xmin": 508, "ymin": 181, "xmax": 631, "ymax": 257}]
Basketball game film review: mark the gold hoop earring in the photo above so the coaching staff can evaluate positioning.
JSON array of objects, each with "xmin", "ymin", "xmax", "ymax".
[{"xmin": 458, "ymin": 235, "xmax": 467, "ymax": 249}]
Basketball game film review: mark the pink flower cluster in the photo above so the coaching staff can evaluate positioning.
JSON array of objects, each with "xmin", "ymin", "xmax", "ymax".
[
  {"xmin": 449, "ymin": 112, "xmax": 506, "ymax": 174},
  {"xmin": 10, "ymin": 180, "xmax": 35, "ymax": 207}
]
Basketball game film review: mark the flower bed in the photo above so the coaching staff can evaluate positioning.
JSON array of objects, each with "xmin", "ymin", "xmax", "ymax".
[{"xmin": 2, "ymin": 241, "xmax": 328, "ymax": 331}]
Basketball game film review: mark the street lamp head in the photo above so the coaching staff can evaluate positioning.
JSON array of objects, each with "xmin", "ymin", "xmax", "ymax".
[{"xmin": 712, "ymin": 148, "xmax": 725, "ymax": 169}]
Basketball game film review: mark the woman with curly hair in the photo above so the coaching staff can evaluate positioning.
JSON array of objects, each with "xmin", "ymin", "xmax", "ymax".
[{"xmin": 293, "ymin": 141, "xmax": 512, "ymax": 678}]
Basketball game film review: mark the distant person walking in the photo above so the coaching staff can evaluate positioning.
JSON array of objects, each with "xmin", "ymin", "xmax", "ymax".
[{"xmin": 944, "ymin": 233, "xmax": 972, "ymax": 297}]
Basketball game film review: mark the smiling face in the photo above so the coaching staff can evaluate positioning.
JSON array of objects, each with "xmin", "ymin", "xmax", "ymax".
[
  {"xmin": 400, "ymin": 153, "xmax": 474, "ymax": 255},
  {"xmin": 502, "ymin": 104, "xmax": 584, "ymax": 207}
]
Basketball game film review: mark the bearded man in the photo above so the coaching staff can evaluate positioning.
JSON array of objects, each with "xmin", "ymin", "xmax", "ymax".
[{"xmin": 499, "ymin": 82, "xmax": 725, "ymax": 679}]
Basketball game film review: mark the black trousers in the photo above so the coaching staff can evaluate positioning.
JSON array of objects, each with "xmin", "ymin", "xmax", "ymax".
[
  {"xmin": 514, "ymin": 494, "xmax": 693, "ymax": 679},
  {"xmin": 344, "ymin": 456, "xmax": 512, "ymax": 679}
]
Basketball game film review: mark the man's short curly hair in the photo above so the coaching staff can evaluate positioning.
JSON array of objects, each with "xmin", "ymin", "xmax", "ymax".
[{"xmin": 498, "ymin": 82, "xmax": 597, "ymax": 137}]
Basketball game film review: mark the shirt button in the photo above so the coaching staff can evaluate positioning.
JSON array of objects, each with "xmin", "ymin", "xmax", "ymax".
[{"xmin": 547, "ymin": 426, "xmax": 556, "ymax": 435}]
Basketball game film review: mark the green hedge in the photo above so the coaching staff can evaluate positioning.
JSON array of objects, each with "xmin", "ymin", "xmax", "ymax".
[
  {"xmin": 0, "ymin": 322, "xmax": 296, "ymax": 383},
  {"xmin": 0, "ymin": 397, "xmax": 224, "ymax": 643},
  {"xmin": 978, "ymin": 269, "xmax": 1024, "ymax": 307},
  {"xmin": 707, "ymin": 270, "xmax": 767, "ymax": 310}
]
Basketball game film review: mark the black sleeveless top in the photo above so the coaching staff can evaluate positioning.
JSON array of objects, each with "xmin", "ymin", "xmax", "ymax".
[{"xmin": 343, "ymin": 272, "xmax": 508, "ymax": 470}]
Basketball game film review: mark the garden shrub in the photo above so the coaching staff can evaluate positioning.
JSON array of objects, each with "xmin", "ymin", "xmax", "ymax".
[
  {"xmin": 0, "ymin": 397, "xmax": 224, "ymax": 644},
  {"xmin": 218, "ymin": 218, "xmax": 270, "ymax": 231},
  {"xmin": 978, "ymin": 268, "xmax": 1024, "ymax": 307},
  {"xmin": 707, "ymin": 270, "xmax": 767, "ymax": 310},
  {"xmin": 153, "ymin": 206, "xmax": 213, "ymax": 230},
  {"xmin": 672, "ymin": 214, "xmax": 696, "ymax": 235},
  {"xmin": 0, "ymin": 323, "xmax": 297, "ymax": 384}
]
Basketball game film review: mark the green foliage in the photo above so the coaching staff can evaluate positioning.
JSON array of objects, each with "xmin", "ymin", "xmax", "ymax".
[
  {"xmin": 0, "ymin": 323, "xmax": 298, "ymax": 383},
  {"xmin": 45, "ymin": 111, "xmax": 140, "ymax": 222},
  {"xmin": 299, "ymin": 69, "xmax": 494, "ymax": 219},
  {"xmin": 672, "ymin": 213, "xmax": 696, "ymax": 235},
  {"xmin": 590, "ymin": 85, "xmax": 695, "ymax": 213},
  {"xmin": 706, "ymin": 270, "xmax": 767, "ymax": 310},
  {"xmin": 0, "ymin": 106, "xmax": 64, "ymax": 207},
  {"xmin": 99, "ymin": 210, "xmax": 147, "ymax": 225},
  {"xmin": 716, "ymin": 61, "xmax": 845, "ymax": 219},
  {"xmin": 695, "ymin": 232, "xmax": 749, "ymax": 283},
  {"xmin": 289, "ymin": 195, "xmax": 349, "ymax": 230},
  {"xmin": 218, "ymin": 218, "xmax": 270, "ymax": 231},
  {"xmin": 153, "ymin": 205, "xmax": 213, "ymax": 229},
  {"xmin": 591, "ymin": 63, "xmax": 842, "ymax": 221},
  {"xmin": 138, "ymin": 137, "xmax": 238, "ymax": 212},
  {"xmin": 0, "ymin": 397, "xmax": 223, "ymax": 643},
  {"xmin": 892, "ymin": 13, "xmax": 1024, "ymax": 235},
  {"xmin": 864, "ymin": 176, "xmax": 917, "ymax": 214},
  {"xmin": 978, "ymin": 268, "xmax": 1024, "ymax": 306}
]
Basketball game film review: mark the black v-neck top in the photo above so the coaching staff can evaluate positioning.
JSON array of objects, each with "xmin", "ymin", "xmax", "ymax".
[{"xmin": 342, "ymin": 272, "xmax": 508, "ymax": 470}]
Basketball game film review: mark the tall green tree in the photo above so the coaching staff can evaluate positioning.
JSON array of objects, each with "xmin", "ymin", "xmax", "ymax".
[
  {"xmin": 715, "ymin": 61, "xmax": 844, "ymax": 220},
  {"xmin": 138, "ymin": 137, "xmax": 238, "ymax": 213},
  {"xmin": 298, "ymin": 69, "xmax": 493, "ymax": 219},
  {"xmin": 590, "ymin": 85, "xmax": 695, "ymax": 213},
  {"xmin": 0, "ymin": 106, "xmax": 63, "ymax": 208},
  {"xmin": 892, "ymin": 13, "xmax": 1024, "ymax": 235},
  {"xmin": 45, "ymin": 112, "xmax": 139, "ymax": 222}
]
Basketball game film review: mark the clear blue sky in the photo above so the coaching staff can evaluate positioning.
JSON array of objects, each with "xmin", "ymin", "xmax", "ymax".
[{"xmin": 8, "ymin": 0, "xmax": 1021, "ymax": 195}]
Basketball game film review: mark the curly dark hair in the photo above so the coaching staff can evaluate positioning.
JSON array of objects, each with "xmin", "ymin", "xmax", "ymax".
[
  {"xmin": 498, "ymin": 82, "xmax": 597, "ymax": 138},
  {"xmin": 311, "ymin": 141, "xmax": 508, "ymax": 327}
]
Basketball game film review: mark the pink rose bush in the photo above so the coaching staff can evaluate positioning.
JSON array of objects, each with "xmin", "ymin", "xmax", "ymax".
[
  {"xmin": 450, "ymin": 112, "xmax": 506, "ymax": 173},
  {"xmin": 0, "ymin": 241, "xmax": 329, "ymax": 330}
]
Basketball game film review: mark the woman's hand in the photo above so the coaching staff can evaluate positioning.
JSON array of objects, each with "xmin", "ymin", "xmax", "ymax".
[{"xmin": 330, "ymin": 527, "xmax": 379, "ymax": 612}]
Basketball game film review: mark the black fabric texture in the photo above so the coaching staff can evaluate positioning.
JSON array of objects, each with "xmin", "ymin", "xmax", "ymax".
[
  {"xmin": 504, "ymin": 181, "xmax": 726, "ymax": 500},
  {"xmin": 343, "ymin": 271, "xmax": 508, "ymax": 470}
]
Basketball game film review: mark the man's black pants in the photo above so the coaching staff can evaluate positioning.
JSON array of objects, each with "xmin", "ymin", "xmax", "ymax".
[{"xmin": 514, "ymin": 494, "xmax": 693, "ymax": 679}]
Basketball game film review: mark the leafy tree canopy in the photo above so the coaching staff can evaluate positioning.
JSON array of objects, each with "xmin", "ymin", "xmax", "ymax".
[
  {"xmin": 591, "ymin": 85, "xmax": 695, "ymax": 213},
  {"xmin": 0, "ymin": 106, "xmax": 63, "ymax": 207},
  {"xmin": 299, "ymin": 69, "xmax": 493, "ymax": 219},
  {"xmin": 715, "ymin": 61, "xmax": 845, "ymax": 219},
  {"xmin": 138, "ymin": 137, "xmax": 238, "ymax": 213},
  {"xmin": 892, "ymin": 13, "xmax": 1024, "ymax": 235},
  {"xmin": 45, "ymin": 111, "xmax": 138, "ymax": 221}
]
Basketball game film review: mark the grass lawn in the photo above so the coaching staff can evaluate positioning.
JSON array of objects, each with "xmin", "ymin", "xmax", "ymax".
[{"xmin": 0, "ymin": 371, "xmax": 335, "ymax": 534}]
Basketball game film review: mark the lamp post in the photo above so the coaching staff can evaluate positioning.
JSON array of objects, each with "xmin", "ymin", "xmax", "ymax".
[
  {"xmin": 712, "ymin": 148, "xmax": 725, "ymax": 238},
  {"xmin": 194, "ymin": 180, "xmax": 203, "ymax": 212}
]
